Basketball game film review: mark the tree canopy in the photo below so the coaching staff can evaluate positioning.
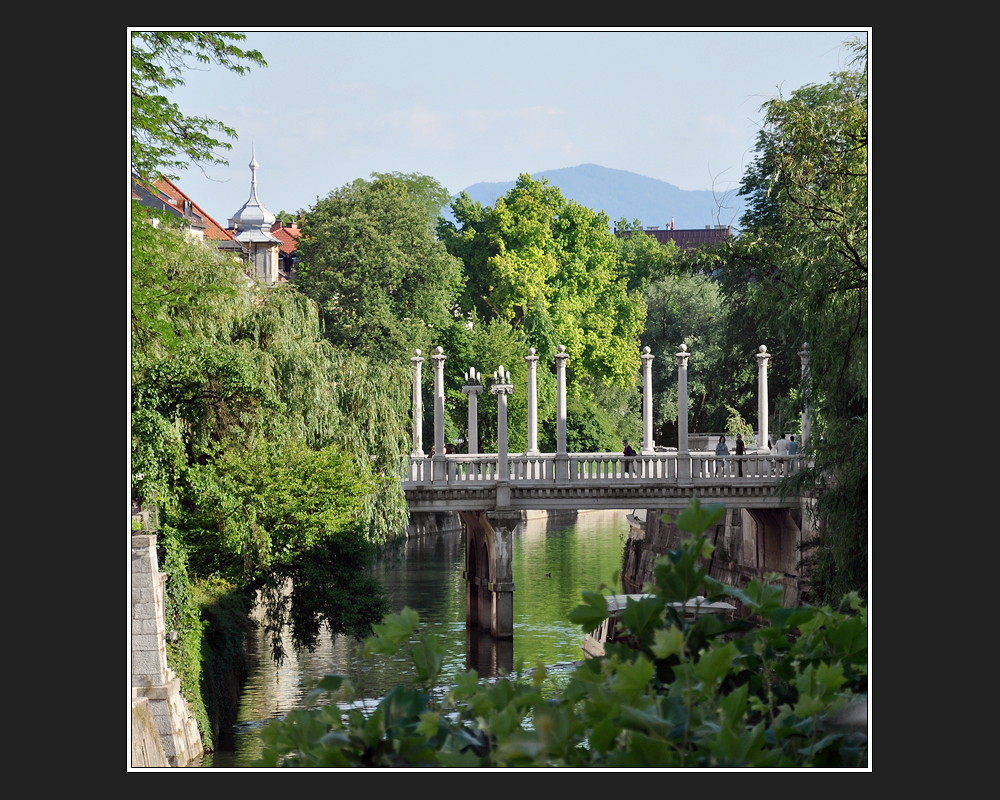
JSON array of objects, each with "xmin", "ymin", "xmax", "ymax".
[
  {"xmin": 294, "ymin": 177, "xmax": 464, "ymax": 364},
  {"xmin": 131, "ymin": 31, "xmax": 266, "ymax": 187},
  {"xmin": 439, "ymin": 175, "xmax": 646, "ymax": 392},
  {"xmin": 719, "ymin": 38, "xmax": 868, "ymax": 602},
  {"xmin": 132, "ymin": 203, "xmax": 411, "ymax": 660}
]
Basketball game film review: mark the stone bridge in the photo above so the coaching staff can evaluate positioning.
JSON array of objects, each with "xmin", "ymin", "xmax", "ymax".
[{"xmin": 403, "ymin": 342, "xmax": 813, "ymax": 641}]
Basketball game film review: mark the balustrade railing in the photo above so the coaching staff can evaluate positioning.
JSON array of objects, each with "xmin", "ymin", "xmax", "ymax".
[{"xmin": 404, "ymin": 453, "xmax": 808, "ymax": 486}]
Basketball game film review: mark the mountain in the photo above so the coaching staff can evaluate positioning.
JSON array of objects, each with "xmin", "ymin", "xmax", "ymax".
[{"xmin": 453, "ymin": 164, "xmax": 745, "ymax": 231}]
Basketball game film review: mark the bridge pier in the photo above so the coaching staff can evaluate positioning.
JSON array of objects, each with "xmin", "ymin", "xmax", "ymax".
[{"xmin": 460, "ymin": 510, "xmax": 519, "ymax": 639}]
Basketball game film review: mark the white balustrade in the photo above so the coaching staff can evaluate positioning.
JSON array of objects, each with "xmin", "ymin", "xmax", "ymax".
[{"xmin": 404, "ymin": 452, "xmax": 808, "ymax": 488}]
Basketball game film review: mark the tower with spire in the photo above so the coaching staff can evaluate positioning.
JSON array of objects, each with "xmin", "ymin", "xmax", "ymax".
[{"xmin": 229, "ymin": 146, "xmax": 281, "ymax": 287}]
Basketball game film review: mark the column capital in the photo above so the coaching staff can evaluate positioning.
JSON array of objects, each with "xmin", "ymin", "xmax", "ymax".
[
  {"xmin": 410, "ymin": 348, "xmax": 424, "ymax": 367},
  {"xmin": 524, "ymin": 347, "xmax": 539, "ymax": 366},
  {"xmin": 431, "ymin": 345, "xmax": 446, "ymax": 365},
  {"xmin": 675, "ymin": 343, "xmax": 690, "ymax": 367},
  {"xmin": 798, "ymin": 341, "xmax": 810, "ymax": 366},
  {"xmin": 554, "ymin": 344, "xmax": 568, "ymax": 364},
  {"xmin": 641, "ymin": 345, "xmax": 654, "ymax": 364},
  {"xmin": 755, "ymin": 344, "xmax": 771, "ymax": 366}
]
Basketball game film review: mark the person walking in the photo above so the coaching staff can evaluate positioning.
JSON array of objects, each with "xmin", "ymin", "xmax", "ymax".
[
  {"xmin": 715, "ymin": 435, "xmax": 729, "ymax": 475},
  {"xmin": 735, "ymin": 433, "xmax": 745, "ymax": 477}
]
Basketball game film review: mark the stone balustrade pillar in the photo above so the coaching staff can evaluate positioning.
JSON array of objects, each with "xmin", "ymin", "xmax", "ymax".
[
  {"xmin": 756, "ymin": 345, "xmax": 771, "ymax": 453},
  {"xmin": 410, "ymin": 349, "xmax": 424, "ymax": 457},
  {"xmin": 641, "ymin": 346, "xmax": 655, "ymax": 455},
  {"xmin": 525, "ymin": 348, "xmax": 539, "ymax": 455},
  {"xmin": 462, "ymin": 367, "xmax": 483, "ymax": 455},
  {"xmin": 799, "ymin": 341, "xmax": 811, "ymax": 453},
  {"xmin": 676, "ymin": 344, "xmax": 690, "ymax": 455},
  {"xmin": 491, "ymin": 365, "xmax": 514, "ymax": 507},
  {"xmin": 554, "ymin": 345, "xmax": 569, "ymax": 481},
  {"xmin": 432, "ymin": 346, "xmax": 446, "ymax": 483}
]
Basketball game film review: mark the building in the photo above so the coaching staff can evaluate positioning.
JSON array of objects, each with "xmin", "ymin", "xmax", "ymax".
[
  {"xmin": 616, "ymin": 219, "xmax": 733, "ymax": 250},
  {"xmin": 228, "ymin": 149, "xmax": 283, "ymax": 287}
]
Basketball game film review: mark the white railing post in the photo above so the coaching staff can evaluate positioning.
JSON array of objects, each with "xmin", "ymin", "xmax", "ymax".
[
  {"xmin": 756, "ymin": 345, "xmax": 771, "ymax": 453},
  {"xmin": 432, "ymin": 346, "xmax": 447, "ymax": 484},
  {"xmin": 799, "ymin": 341, "xmax": 811, "ymax": 453},
  {"xmin": 462, "ymin": 367, "xmax": 483, "ymax": 455},
  {"xmin": 410, "ymin": 349, "xmax": 424, "ymax": 457},
  {"xmin": 676, "ymin": 344, "xmax": 691, "ymax": 479},
  {"xmin": 491, "ymin": 365, "xmax": 514, "ymax": 507},
  {"xmin": 555, "ymin": 345, "xmax": 569, "ymax": 482},
  {"xmin": 525, "ymin": 348, "xmax": 540, "ymax": 455}
]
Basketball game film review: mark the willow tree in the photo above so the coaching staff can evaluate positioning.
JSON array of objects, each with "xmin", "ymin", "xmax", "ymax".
[
  {"xmin": 132, "ymin": 203, "xmax": 411, "ymax": 660},
  {"xmin": 721, "ymin": 39, "xmax": 868, "ymax": 602}
]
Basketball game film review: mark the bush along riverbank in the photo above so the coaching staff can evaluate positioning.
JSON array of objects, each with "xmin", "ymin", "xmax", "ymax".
[{"xmin": 255, "ymin": 497, "xmax": 867, "ymax": 768}]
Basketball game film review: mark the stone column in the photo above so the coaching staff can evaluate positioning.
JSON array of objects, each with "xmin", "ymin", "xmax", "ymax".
[
  {"xmin": 554, "ymin": 345, "xmax": 569, "ymax": 481},
  {"xmin": 641, "ymin": 346, "xmax": 655, "ymax": 455},
  {"xmin": 491, "ymin": 365, "xmax": 514, "ymax": 507},
  {"xmin": 799, "ymin": 342, "xmax": 811, "ymax": 453},
  {"xmin": 676, "ymin": 344, "xmax": 691, "ymax": 479},
  {"xmin": 462, "ymin": 367, "xmax": 483, "ymax": 455},
  {"xmin": 756, "ymin": 345, "xmax": 771, "ymax": 453},
  {"xmin": 432, "ymin": 346, "xmax": 446, "ymax": 482},
  {"xmin": 486, "ymin": 511, "xmax": 520, "ymax": 639},
  {"xmin": 525, "ymin": 348, "xmax": 540, "ymax": 455},
  {"xmin": 410, "ymin": 349, "xmax": 424, "ymax": 457},
  {"xmin": 676, "ymin": 344, "xmax": 690, "ymax": 454}
]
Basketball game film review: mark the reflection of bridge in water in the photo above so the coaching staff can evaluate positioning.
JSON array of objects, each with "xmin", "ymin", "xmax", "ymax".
[{"xmin": 404, "ymin": 341, "xmax": 814, "ymax": 645}]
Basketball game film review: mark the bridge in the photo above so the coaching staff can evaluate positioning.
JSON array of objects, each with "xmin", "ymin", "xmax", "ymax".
[
  {"xmin": 403, "ymin": 451, "xmax": 808, "ymax": 511},
  {"xmin": 403, "ymin": 342, "xmax": 813, "ymax": 642}
]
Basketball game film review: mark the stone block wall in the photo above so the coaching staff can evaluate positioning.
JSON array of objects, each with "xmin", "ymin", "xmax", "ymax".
[{"xmin": 130, "ymin": 533, "xmax": 203, "ymax": 767}]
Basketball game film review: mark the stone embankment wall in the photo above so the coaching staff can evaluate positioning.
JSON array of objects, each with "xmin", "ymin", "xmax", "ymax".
[
  {"xmin": 622, "ymin": 501, "xmax": 816, "ymax": 611},
  {"xmin": 131, "ymin": 532, "xmax": 203, "ymax": 767}
]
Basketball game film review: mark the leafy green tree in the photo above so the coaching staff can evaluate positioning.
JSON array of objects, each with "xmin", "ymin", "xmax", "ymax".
[
  {"xmin": 719, "ymin": 38, "xmax": 868, "ymax": 601},
  {"xmin": 439, "ymin": 175, "xmax": 646, "ymax": 392},
  {"xmin": 131, "ymin": 31, "xmax": 266, "ymax": 187},
  {"xmin": 132, "ymin": 211, "xmax": 411, "ymax": 663},
  {"xmin": 370, "ymin": 171, "xmax": 452, "ymax": 228},
  {"xmin": 294, "ymin": 177, "xmax": 464, "ymax": 364}
]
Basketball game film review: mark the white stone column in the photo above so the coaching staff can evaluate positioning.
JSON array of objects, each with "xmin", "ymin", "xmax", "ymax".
[
  {"xmin": 410, "ymin": 349, "xmax": 424, "ymax": 457},
  {"xmin": 432, "ymin": 346, "xmax": 446, "ymax": 482},
  {"xmin": 491, "ymin": 366, "xmax": 514, "ymax": 507},
  {"xmin": 641, "ymin": 346, "xmax": 655, "ymax": 455},
  {"xmin": 554, "ymin": 345, "xmax": 569, "ymax": 481},
  {"xmin": 799, "ymin": 342, "xmax": 811, "ymax": 453},
  {"xmin": 676, "ymin": 344, "xmax": 691, "ymax": 480},
  {"xmin": 525, "ymin": 348, "xmax": 539, "ymax": 455},
  {"xmin": 676, "ymin": 344, "xmax": 690, "ymax": 455},
  {"xmin": 756, "ymin": 345, "xmax": 771, "ymax": 453},
  {"xmin": 462, "ymin": 367, "xmax": 483, "ymax": 455}
]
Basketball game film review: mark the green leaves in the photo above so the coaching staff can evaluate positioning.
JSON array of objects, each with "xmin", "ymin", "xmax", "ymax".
[
  {"xmin": 253, "ymin": 498, "xmax": 867, "ymax": 768},
  {"xmin": 131, "ymin": 32, "xmax": 266, "ymax": 186}
]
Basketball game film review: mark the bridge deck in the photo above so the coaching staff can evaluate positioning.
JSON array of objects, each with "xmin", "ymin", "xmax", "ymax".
[{"xmin": 403, "ymin": 452, "xmax": 809, "ymax": 511}]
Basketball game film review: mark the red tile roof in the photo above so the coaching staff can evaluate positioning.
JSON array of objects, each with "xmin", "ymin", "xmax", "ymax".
[
  {"xmin": 153, "ymin": 178, "xmax": 233, "ymax": 241},
  {"xmin": 270, "ymin": 221, "xmax": 301, "ymax": 257}
]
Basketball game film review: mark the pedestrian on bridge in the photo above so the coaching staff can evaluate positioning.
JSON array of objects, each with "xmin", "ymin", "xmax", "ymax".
[
  {"xmin": 716, "ymin": 435, "xmax": 729, "ymax": 475},
  {"xmin": 623, "ymin": 440, "xmax": 636, "ymax": 477},
  {"xmin": 735, "ymin": 434, "xmax": 745, "ymax": 477}
]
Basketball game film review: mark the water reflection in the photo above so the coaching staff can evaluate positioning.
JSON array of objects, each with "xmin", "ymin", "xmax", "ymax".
[{"xmin": 201, "ymin": 508, "xmax": 630, "ymax": 767}]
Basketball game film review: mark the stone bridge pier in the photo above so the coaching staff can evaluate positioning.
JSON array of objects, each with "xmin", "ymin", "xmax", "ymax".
[{"xmin": 460, "ymin": 510, "xmax": 519, "ymax": 638}]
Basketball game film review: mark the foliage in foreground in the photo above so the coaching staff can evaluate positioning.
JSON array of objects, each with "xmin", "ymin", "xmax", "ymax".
[{"xmin": 256, "ymin": 499, "xmax": 867, "ymax": 768}]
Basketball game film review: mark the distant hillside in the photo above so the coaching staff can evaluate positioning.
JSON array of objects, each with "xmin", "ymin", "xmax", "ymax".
[{"xmin": 452, "ymin": 164, "xmax": 745, "ymax": 231}]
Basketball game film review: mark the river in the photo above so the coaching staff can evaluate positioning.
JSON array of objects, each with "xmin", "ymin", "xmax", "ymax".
[{"xmin": 199, "ymin": 508, "xmax": 632, "ymax": 767}]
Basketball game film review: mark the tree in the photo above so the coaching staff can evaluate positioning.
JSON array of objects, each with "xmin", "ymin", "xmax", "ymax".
[
  {"xmin": 720, "ymin": 38, "xmax": 868, "ymax": 602},
  {"xmin": 131, "ymin": 31, "xmax": 266, "ymax": 187},
  {"xmin": 132, "ymin": 213, "xmax": 411, "ymax": 663},
  {"xmin": 294, "ymin": 177, "xmax": 464, "ymax": 364},
  {"xmin": 439, "ymin": 175, "xmax": 646, "ymax": 392}
]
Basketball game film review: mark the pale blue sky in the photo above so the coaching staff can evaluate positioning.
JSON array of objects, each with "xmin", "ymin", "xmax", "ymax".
[{"xmin": 142, "ymin": 29, "xmax": 869, "ymax": 226}]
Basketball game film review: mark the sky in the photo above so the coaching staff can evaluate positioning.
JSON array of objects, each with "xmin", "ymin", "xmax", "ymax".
[{"xmin": 140, "ymin": 29, "xmax": 869, "ymax": 227}]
